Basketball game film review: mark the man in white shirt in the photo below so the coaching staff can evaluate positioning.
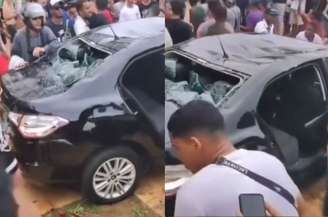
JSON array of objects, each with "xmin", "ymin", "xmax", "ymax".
[
  {"xmin": 119, "ymin": 0, "xmax": 141, "ymax": 22},
  {"xmin": 167, "ymin": 100, "xmax": 304, "ymax": 217},
  {"xmin": 74, "ymin": 0, "xmax": 93, "ymax": 35},
  {"xmin": 255, "ymin": 8, "xmax": 279, "ymax": 34},
  {"xmin": 296, "ymin": 25, "xmax": 323, "ymax": 44}
]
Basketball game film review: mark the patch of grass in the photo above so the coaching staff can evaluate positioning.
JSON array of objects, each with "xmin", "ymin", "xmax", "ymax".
[
  {"xmin": 132, "ymin": 207, "xmax": 152, "ymax": 217},
  {"xmin": 65, "ymin": 201, "xmax": 101, "ymax": 217},
  {"xmin": 43, "ymin": 212, "xmax": 56, "ymax": 217}
]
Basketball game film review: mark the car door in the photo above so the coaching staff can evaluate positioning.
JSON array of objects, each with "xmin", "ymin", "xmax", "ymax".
[
  {"xmin": 257, "ymin": 61, "xmax": 328, "ymax": 165},
  {"xmin": 289, "ymin": 63, "xmax": 328, "ymax": 153},
  {"xmin": 118, "ymin": 48, "xmax": 164, "ymax": 146}
]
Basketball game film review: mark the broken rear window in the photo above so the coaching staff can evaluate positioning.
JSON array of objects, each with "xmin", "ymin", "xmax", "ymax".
[
  {"xmin": 165, "ymin": 52, "xmax": 240, "ymax": 106},
  {"xmin": 2, "ymin": 39, "xmax": 110, "ymax": 100}
]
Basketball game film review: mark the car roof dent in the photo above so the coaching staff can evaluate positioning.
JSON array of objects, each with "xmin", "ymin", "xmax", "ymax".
[{"xmin": 177, "ymin": 33, "xmax": 328, "ymax": 76}]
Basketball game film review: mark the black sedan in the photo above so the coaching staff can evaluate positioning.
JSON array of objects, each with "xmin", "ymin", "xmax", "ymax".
[
  {"xmin": 1, "ymin": 17, "xmax": 164, "ymax": 203},
  {"xmin": 165, "ymin": 33, "xmax": 328, "ymax": 215}
]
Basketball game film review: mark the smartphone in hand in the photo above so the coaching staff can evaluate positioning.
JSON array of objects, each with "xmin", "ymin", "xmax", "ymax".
[{"xmin": 239, "ymin": 194, "xmax": 266, "ymax": 217}]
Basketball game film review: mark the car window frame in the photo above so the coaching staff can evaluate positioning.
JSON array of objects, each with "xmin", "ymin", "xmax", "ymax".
[
  {"xmin": 117, "ymin": 46, "xmax": 164, "ymax": 114},
  {"xmin": 314, "ymin": 65, "xmax": 327, "ymax": 102},
  {"xmin": 257, "ymin": 60, "xmax": 328, "ymax": 114}
]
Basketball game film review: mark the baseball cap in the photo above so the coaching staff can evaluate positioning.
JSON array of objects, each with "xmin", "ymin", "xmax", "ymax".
[
  {"xmin": 265, "ymin": 8, "xmax": 279, "ymax": 16},
  {"xmin": 50, "ymin": 0, "xmax": 64, "ymax": 6}
]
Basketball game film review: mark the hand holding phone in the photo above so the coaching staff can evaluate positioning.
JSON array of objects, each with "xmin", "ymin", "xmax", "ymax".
[{"xmin": 239, "ymin": 194, "xmax": 266, "ymax": 217}]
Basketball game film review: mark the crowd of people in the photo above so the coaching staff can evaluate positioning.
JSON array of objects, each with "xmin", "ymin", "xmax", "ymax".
[
  {"xmin": 0, "ymin": 0, "xmax": 160, "ymax": 75},
  {"xmin": 2, "ymin": 0, "xmax": 328, "ymax": 73},
  {"xmin": 164, "ymin": 0, "xmax": 328, "ymax": 45}
]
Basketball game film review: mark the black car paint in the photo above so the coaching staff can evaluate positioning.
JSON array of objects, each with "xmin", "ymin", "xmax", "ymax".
[
  {"xmin": 3, "ymin": 18, "xmax": 164, "ymax": 122},
  {"xmin": 2, "ymin": 18, "xmax": 165, "ymax": 184},
  {"xmin": 165, "ymin": 34, "xmax": 328, "ymax": 217},
  {"xmin": 166, "ymin": 34, "xmax": 328, "ymax": 151}
]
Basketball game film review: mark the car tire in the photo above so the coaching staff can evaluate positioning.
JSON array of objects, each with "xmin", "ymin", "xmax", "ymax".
[{"xmin": 81, "ymin": 146, "xmax": 141, "ymax": 204}]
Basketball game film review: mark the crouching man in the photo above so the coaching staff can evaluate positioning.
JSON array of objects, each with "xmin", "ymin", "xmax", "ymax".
[{"xmin": 167, "ymin": 100, "xmax": 304, "ymax": 216}]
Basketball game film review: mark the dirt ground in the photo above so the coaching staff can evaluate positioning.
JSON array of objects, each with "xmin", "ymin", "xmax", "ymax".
[
  {"xmin": 14, "ymin": 163, "xmax": 324, "ymax": 217},
  {"xmin": 14, "ymin": 164, "xmax": 164, "ymax": 217},
  {"xmin": 43, "ymin": 196, "xmax": 158, "ymax": 217},
  {"xmin": 301, "ymin": 176, "xmax": 326, "ymax": 217},
  {"xmin": 42, "ymin": 167, "xmax": 164, "ymax": 217}
]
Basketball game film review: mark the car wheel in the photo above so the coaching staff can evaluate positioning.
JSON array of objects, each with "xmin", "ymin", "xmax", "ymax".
[{"xmin": 81, "ymin": 146, "xmax": 141, "ymax": 203}]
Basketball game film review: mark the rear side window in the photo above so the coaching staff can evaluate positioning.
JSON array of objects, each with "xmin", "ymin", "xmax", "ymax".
[
  {"xmin": 165, "ymin": 52, "xmax": 240, "ymax": 106},
  {"xmin": 258, "ymin": 64, "xmax": 326, "ymax": 131},
  {"xmin": 122, "ymin": 50, "xmax": 164, "ymax": 104}
]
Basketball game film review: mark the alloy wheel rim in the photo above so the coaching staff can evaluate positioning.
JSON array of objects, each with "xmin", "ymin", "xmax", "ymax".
[{"xmin": 92, "ymin": 157, "xmax": 136, "ymax": 199}]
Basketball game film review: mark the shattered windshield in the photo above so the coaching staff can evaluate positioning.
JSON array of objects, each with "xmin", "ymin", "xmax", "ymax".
[
  {"xmin": 165, "ymin": 52, "xmax": 240, "ymax": 106},
  {"xmin": 2, "ymin": 39, "xmax": 109, "ymax": 100}
]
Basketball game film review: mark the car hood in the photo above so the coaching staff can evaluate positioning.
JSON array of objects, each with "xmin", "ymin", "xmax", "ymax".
[{"xmin": 2, "ymin": 38, "xmax": 164, "ymax": 122}]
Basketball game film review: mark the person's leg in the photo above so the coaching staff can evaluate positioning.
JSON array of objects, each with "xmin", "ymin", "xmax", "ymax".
[
  {"xmin": 13, "ymin": 169, "xmax": 41, "ymax": 217},
  {"xmin": 289, "ymin": 10, "xmax": 300, "ymax": 36},
  {"xmin": 293, "ymin": 0, "xmax": 306, "ymax": 33},
  {"xmin": 325, "ymin": 183, "xmax": 328, "ymax": 215},
  {"xmin": 272, "ymin": 3, "xmax": 286, "ymax": 35}
]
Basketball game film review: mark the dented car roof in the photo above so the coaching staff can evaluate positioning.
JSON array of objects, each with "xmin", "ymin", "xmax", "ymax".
[{"xmin": 175, "ymin": 33, "xmax": 328, "ymax": 75}]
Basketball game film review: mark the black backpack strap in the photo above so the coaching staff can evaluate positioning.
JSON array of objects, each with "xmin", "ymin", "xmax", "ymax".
[
  {"xmin": 40, "ymin": 27, "xmax": 46, "ymax": 47},
  {"xmin": 217, "ymin": 157, "xmax": 296, "ymax": 208}
]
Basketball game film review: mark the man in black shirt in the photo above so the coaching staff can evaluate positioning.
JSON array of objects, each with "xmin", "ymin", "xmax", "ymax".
[
  {"xmin": 165, "ymin": 0, "xmax": 192, "ymax": 44},
  {"xmin": 47, "ymin": 0, "xmax": 66, "ymax": 41},
  {"xmin": 236, "ymin": 0, "xmax": 248, "ymax": 25},
  {"xmin": 88, "ymin": 13, "xmax": 108, "ymax": 29}
]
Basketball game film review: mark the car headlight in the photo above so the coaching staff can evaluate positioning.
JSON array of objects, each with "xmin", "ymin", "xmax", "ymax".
[
  {"xmin": 165, "ymin": 165, "xmax": 192, "ymax": 196},
  {"xmin": 8, "ymin": 112, "xmax": 69, "ymax": 139}
]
